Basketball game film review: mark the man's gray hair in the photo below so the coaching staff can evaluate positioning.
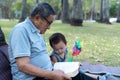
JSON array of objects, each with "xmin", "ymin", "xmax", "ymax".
[{"xmin": 30, "ymin": 2, "xmax": 56, "ymax": 18}]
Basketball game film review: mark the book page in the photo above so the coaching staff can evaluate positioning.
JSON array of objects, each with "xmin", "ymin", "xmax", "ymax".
[{"xmin": 54, "ymin": 62, "xmax": 80, "ymax": 77}]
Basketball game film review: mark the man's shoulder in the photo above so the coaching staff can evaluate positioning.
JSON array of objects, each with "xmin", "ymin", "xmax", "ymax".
[
  {"xmin": 12, "ymin": 22, "xmax": 30, "ymax": 34},
  {"xmin": 15, "ymin": 21, "xmax": 28, "ymax": 29}
]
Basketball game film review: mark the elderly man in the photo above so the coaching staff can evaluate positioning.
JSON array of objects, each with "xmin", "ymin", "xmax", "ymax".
[{"xmin": 8, "ymin": 2, "xmax": 71, "ymax": 80}]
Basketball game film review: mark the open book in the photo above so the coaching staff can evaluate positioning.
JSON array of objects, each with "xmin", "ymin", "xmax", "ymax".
[{"xmin": 53, "ymin": 62, "xmax": 80, "ymax": 77}]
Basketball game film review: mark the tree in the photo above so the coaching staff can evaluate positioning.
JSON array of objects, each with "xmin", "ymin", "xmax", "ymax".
[
  {"xmin": 99, "ymin": 0, "xmax": 103, "ymax": 22},
  {"xmin": 61, "ymin": 0, "xmax": 69, "ymax": 23},
  {"xmin": 19, "ymin": 0, "xmax": 27, "ymax": 22},
  {"xmin": 70, "ymin": 0, "xmax": 83, "ymax": 26},
  {"xmin": 90, "ymin": 0, "xmax": 96, "ymax": 20},
  {"xmin": 110, "ymin": 0, "xmax": 118, "ymax": 17},
  {"xmin": 117, "ymin": 0, "xmax": 120, "ymax": 23},
  {"xmin": 99, "ymin": 0, "xmax": 111, "ymax": 24},
  {"xmin": 0, "ymin": 0, "xmax": 15, "ymax": 19},
  {"xmin": 104, "ymin": 0, "xmax": 110, "ymax": 24}
]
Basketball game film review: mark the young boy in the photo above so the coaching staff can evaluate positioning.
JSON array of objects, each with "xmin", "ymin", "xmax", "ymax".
[
  {"xmin": 49, "ymin": 33, "xmax": 68, "ymax": 65},
  {"xmin": 49, "ymin": 33, "xmax": 116, "ymax": 80}
]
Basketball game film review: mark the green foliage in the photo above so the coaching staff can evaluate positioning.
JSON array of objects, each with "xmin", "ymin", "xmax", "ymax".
[
  {"xmin": 39, "ymin": 0, "xmax": 61, "ymax": 12},
  {"xmin": 27, "ymin": 0, "xmax": 36, "ymax": 6},
  {"xmin": 12, "ymin": 0, "xmax": 36, "ymax": 11},
  {"xmin": 110, "ymin": 0, "xmax": 119, "ymax": 17},
  {"xmin": 12, "ymin": 0, "xmax": 33, "ymax": 19},
  {"xmin": 82, "ymin": 0, "xmax": 101, "ymax": 14},
  {"xmin": 11, "ymin": 0, "xmax": 61, "ymax": 18},
  {"xmin": 0, "ymin": 20, "xmax": 17, "ymax": 41},
  {"xmin": 12, "ymin": 1, "xmax": 21, "ymax": 11}
]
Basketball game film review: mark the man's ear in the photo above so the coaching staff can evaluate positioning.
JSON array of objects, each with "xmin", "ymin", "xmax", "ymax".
[
  {"xmin": 35, "ymin": 14, "xmax": 41, "ymax": 20},
  {"xmin": 33, "ymin": 14, "xmax": 43, "ymax": 25}
]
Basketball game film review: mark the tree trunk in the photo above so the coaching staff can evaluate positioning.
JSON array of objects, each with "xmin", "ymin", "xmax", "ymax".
[
  {"xmin": 90, "ymin": 0, "xmax": 96, "ymax": 20},
  {"xmin": 61, "ymin": 0, "xmax": 69, "ymax": 23},
  {"xmin": 99, "ymin": 0, "xmax": 103, "ymax": 22},
  {"xmin": 0, "ymin": 8, "xmax": 2, "ymax": 19},
  {"xmin": 117, "ymin": 0, "xmax": 120, "ymax": 23},
  {"xmin": 99, "ymin": 0, "xmax": 111, "ymax": 24},
  {"xmin": 70, "ymin": 0, "xmax": 83, "ymax": 26},
  {"xmin": 104, "ymin": 0, "xmax": 110, "ymax": 24},
  {"xmin": 19, "ymin": 0, "xmax": 27, "ymax": 22}
]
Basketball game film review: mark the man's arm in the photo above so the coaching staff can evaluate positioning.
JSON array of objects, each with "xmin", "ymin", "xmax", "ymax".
[{"xmin": 16, "ymin": 56, "xmax": 71, "ymax": 80}]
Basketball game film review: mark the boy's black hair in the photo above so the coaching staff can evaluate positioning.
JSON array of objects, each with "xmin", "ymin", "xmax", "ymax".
[
  {"xmin": 0, "ymin": 27, "xmax": 7, "ymax": 46},
  {"xmin": 49, "ymin": 33, "xmax": 67, "ymax": 48}
]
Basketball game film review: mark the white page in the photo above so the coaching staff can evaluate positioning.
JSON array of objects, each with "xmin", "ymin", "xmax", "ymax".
[{"xmin": 54, "ymin": 62, "xmax": 80, "ymax": 77}]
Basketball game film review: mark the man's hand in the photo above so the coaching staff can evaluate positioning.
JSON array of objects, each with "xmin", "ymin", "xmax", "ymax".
[{"xmin": 51, "ymin": 70, "xmax": 72, "ymax": 80}]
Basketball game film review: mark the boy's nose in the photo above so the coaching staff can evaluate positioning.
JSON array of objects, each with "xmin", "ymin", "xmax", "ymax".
[{"xmin": 58, "ymin": 49, "xmax": 63, "ymax": 53}]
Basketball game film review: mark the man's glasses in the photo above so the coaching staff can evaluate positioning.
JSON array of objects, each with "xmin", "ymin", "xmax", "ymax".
[{"xmin": 43, "ymin": 17, "xmax": 53, "ymax": 25}]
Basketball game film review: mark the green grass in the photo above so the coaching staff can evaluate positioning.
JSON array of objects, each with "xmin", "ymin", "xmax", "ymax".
[{"xmin": 0, "ymin": 20, "xmax": 120, "ymax": 66}]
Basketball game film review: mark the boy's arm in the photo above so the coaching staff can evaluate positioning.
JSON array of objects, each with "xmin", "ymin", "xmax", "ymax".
[{"xmin": 50, "ymin": 56, "xmax": 58, "ymax": 65}]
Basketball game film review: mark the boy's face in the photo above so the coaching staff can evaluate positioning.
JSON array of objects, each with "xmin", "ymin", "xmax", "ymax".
[{"xmin": 53, "ymin": 41, "xmax": 66, "ymax": 55}]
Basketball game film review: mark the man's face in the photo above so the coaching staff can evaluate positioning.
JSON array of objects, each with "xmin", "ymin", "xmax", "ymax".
[{"xmin": 35, "ymin": 15, "xmax": 54, "ymax": 34}]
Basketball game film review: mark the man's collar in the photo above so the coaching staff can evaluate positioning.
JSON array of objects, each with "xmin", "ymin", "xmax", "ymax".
[{"xmin": 25, "ymin": 17, "xmax": 40, "ymax": 33}]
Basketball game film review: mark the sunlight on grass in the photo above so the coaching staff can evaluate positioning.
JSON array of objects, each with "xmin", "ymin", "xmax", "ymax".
[{"xmin": 0, "ymin": 20, "xmax": 120, "ymax": 66}]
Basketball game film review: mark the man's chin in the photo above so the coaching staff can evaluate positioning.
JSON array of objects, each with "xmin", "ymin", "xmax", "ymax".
[{"xmin": 40, "ymin": 31, "xmax": 46, "ymax": 34}]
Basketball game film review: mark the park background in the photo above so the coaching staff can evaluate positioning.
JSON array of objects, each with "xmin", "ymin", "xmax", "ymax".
[{"xmin": 0, "ymin": 0, "xmax": 120, "ymax": 66}]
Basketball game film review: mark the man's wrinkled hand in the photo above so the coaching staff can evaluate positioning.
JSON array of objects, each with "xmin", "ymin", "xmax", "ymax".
[{"xmin": 51, "ymin": 70, "xmax": 72, "ymax": 80}]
